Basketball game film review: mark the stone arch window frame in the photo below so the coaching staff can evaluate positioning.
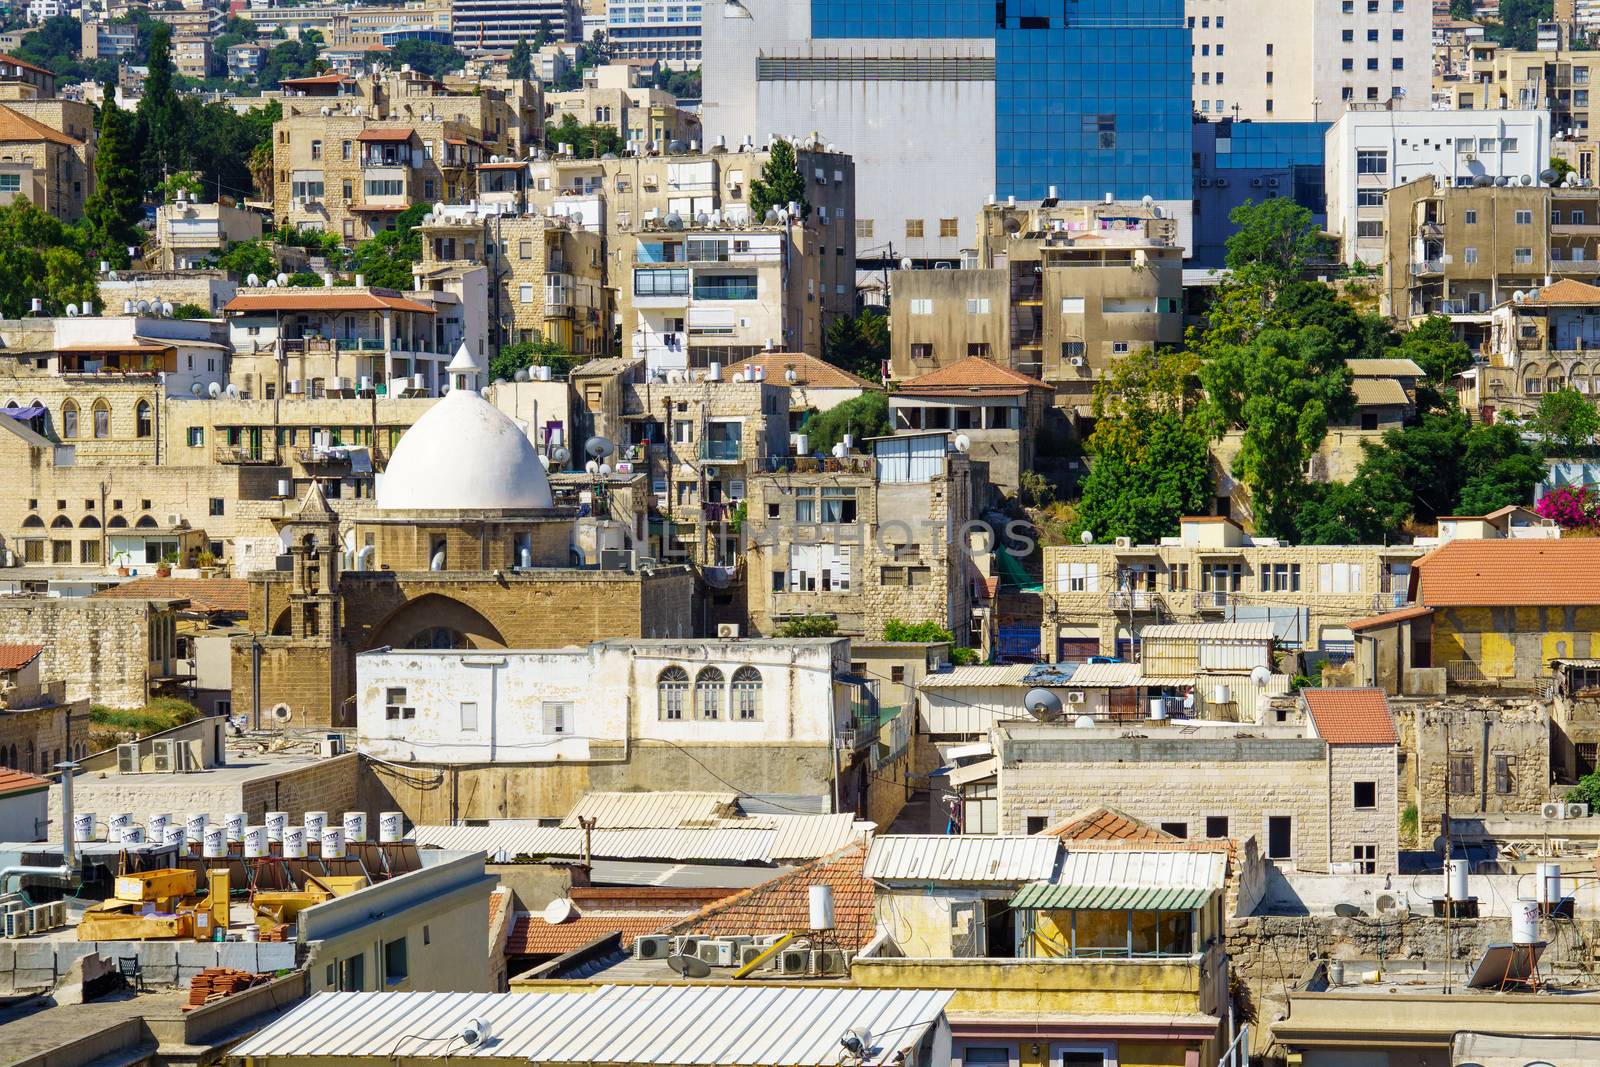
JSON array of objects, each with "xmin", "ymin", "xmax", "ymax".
[
  {"xmin": 730, "ymin": 665, "xmax": 763, "ymax": 721},
  {"xmin": 91, "ymin": 398, "xmax": 111, "ymax": 439},
  {"xmin": 657, "ymin": 665, "xmax": 689, "ymax": 721},
  {"xmin": 60, "ymin": 398, "xmax": 78, "ymax": 438},
  {"xmin": 694, "ymin": 666, "xmax": 726, "ymax": 721},
  {"xmin": 135, "ymin": 399, "xmax": 153, "ymax": 439}
]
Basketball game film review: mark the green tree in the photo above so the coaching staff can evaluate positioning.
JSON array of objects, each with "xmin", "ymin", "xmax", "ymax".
[
  {"xmin": 1492, "ymin": 0, "xmax": 1553, "ymax": 49},
  {"xmin": 1449, "ymin": 0, "xmax": 1473, "ymax": 16},
  {"xmin": 1073, "ymin": 348, "xmax": 1213, "ymax": 544},
  {"xmin": 348, "ymin": 202, "xmax": 429, "ymax": 288},
  {"xmin": 1199, "ymin": 325, "xmax": 1356, "ymax": 537},
  {"xmin": 136, "ymin": 23, "xmax": 182, "ymax": 192},
  {"xmin": 1551, "ymin": 155, "xmax": 1577, "ymax": 182},
  {"xmin": 883, "ymin": 620, "xmax": 955, "ymax": 643},
  {"xmin": 387, "ymin": 40, "xmax": 466, "ymax": 78},
  {"xmin": 215, "ymin": 238, "xmax": 276, "ymax": 279},
  {"xmin": 1224, "ymin": 197, "xmax": 1332, "ymax": 280},
  {"xmin": 1293, "ymin": 480, "xmax": 1399, "ymax": 545},
  {"xmin": 1388, "ymin": 315, "xmax": 1474, "ymax": 415},
  {"xmin": 1534, "ymin": 387, "xmax": 1600, "ymax": 455},
  {"xmin": 774, "ymin": 615, "xmax": 838, "ymax": 637},
  {"xmin": 802, "ymin": 390, "xmax": 891, "ymax": 452},
  {"xmin": 822, "ymin": 309, "xmax": 886, "ymax": 379},
  {"xmin": 80, "ymin": 98, "xmax": 144, "ymax": 268},
  {"xmin": 0, "ymin": 201, "xmax": 97, "ymax": 317},
  {"xmin": 749, "ymin": 138, "xmax": 810, "ymax": 223},
  {"xmin": 17, "ymin": 14, "xmax": 81, "ymax": 76},
  {"xmin": 490, "ymin": 336, "xmax": 578, "ymax": 382},
  {"xmin": 259, "ymin": 33, "xmax": 323, "ymax": 90},
  {"xmin": 170, "ymin": 302, "xmax": 209, "ymax": 319},
  {"xmin": 1569, "ymin": 769, "xmax": 1600, "ymax": 810},
  {"xmin": 544, "ymin": 113, "xmax": 624, "ymax": 158},
  {"xmin": 507, "ymin": 38, "xmax": 533, "ymax": 80}
]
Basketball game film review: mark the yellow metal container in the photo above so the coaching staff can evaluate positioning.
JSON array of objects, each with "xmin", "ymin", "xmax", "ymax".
[{"xmin": 113, "ymin": 868, "xmax": 198, "ymax": 903}]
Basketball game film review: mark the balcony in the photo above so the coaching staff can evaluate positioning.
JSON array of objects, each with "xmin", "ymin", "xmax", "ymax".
[
  {"xmin": 1193, "ymin": 590, "xmax": 1232, "ymax": 612},
  {"xmin": 692, "ymin": 281, "xmax": 758, "ymax": 301},
  {"xmin": 1410, "ymin": 259, "xmax": 1446, "ymax": 276},
  {"xmin": 334, "ymin": 337, "xmax": 387, "ymax": 353},
  {"xmin": 699, "ymin": 438, "xmax": 743, "ymax": 462},
  {"xmin": 214, "ymin": 443, "xmax": 279, "ymax": 465},
  {"xmin": 1107, "ymin": 590, "xmax": 1162, "ymax": 612},
  {"xmin": 1372, "ymin": 590, "xmax": 1410, "ymax": 612}
]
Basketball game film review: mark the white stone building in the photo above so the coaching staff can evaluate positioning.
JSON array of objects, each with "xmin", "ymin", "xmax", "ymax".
[{"xmin": 1326, "ymin": 109, "xmax": 1553, "ymax": 264}]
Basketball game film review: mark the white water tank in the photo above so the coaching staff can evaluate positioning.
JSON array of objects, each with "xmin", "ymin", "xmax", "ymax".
[
  {"xmin": 265, "ymin": 811, "xmax": 289, "ymax": 842},
  {"xmin": 808, "ymin": 884, "xmax": 835, "ymax": 930},
  {"xmin": 108, "ymin": 813, "xmax": 134, "ymax": 842},
  {"xmin": 73, "ymin": 812, "xmax": 95, "ymax": 842},
  {"xmin": 1148, "ymin": 697, "xmax": 1168, "ymax": 721},
  {"xmin": 1446, "ymin": 858, "xmax": 1470, "ymax": 901},
  {"xmin": 148, "ymin": 813, "xmax": 171, "ymax": 838},
  {"xmin": 185, "ymin": 813, "xmax": 208, "ymax": 840},
  {"xmin": 304, "ymin": 811, "xmax": 328, "ymax": 837},
  {"xmin": 121, "ymin": 825, "xmax": 145, "ymax": 844},
  {"xmin": 163, "ymin": 825, "xmax": 187, "ymax": 850},
  {"xmin": 1537, "ymin": 862, "xmax": 1562, "ymax": 905},
  {"xmin": 282, "ymin": 826, "xmax": 308, "ymax": 859},
  {"xmin": 225, "ymin": 812, "xmax": 247, "ymax": 842},
  {"xmin": 202, "ymin": 827, "xmax": 228, "ymax": 858},
  {"xmin": 321, "ymin": 827, "xmax": 347, "ymax": 858},
  {"xmin": 1512, "ymin": 898, "xmax": 1541, "ymax": 944},
  {"xmin": 378, "ymin": 811, "xmax": 405, "ymax": 843},
  {"xmin": 343, "ymin": 811, "xmax": 369, "ymax": 842},
  {"xmin": 243, "ymin": 826, "xmax": 269, "ymax": 858}
]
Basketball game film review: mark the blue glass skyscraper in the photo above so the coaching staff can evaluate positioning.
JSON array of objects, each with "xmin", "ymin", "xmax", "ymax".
[{"xmin": 808, "ymin": 0, "xmax": 1192, "ymax": 202}]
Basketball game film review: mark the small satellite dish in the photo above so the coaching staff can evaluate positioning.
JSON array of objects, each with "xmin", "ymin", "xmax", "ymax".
[
  {"xmin": 553, "ymin": 446, "xmax": 571, "ymax": 465},
  {"xmin": 785, "ymin": 368, "xmax": 798, "ymax": 383},
  {"xmin": 1025, "ymin": 688, "xmax": 1064, "ymax": 722},
  {"xmin": 542, "ymin": 898, "xmax": 579, "ymax": 924},
  {"xmin": 191, "ymin": 382, "xmax": 203, "ymax": 397},
  {"xmin": 584, "ymin": 436, "xmax": 615, "ymax": 459},
  {"xmin": 460, "ymin": 1018, "xmax": 492, "ymax": 1046},
  {"xmin": 832, "ymin": 442, "xmax": 847, "ymax": 458},
  {"xmin": 840, "ymin": 1027, "xmax": 873, "ymax": 1057},
  {"xmin": 246, "ymin": 273, "xmax": 261, "ymax": 287},
  {"xmin": 667, "ymin": 953, "xmax": 711, "ymax": 978},
  {"xmin": 1251, "ymin": 665, "xmax": 1272, "ymax": 687},
  {"xmin": 953, "ymin": 433, "xmax": 971, "ymax": 453},
  {"xmin": 1073, "ymin": 714, "xmax": 1096, "ymax": 729},
  {"xmin": 208, "ymin": 381, "xmax": 222, "ymax": 398},
  {"xmin": 1141, "ymin": 194, "xmax": 1154, "ymax": 207},
  {"xmin": 1080, "ymin": 529, "xmax": 1094, "ymax": 545},
  {"xmin": 1334, "ymin": 902, "xmax": 1365, "ymax": 918},
  {"xmin": 899, "ymin": 257, "xmax": 913, "ymax": 271}
]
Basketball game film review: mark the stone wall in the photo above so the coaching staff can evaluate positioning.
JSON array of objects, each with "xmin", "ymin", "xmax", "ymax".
[
  {"xmin": 1396, "ymin": 696, "xmax": 1551, "ymax": 845},
  {"xmin": 0, "ymin": 599, "xmax": 154, "ymax": 707},
  {"xmin": 0, "ymin": 699, "xmax": 92, "ymax": 776},
  {"xmin": 1327, "ymin": 744, "xmax": 1400, "ymax": 874}
]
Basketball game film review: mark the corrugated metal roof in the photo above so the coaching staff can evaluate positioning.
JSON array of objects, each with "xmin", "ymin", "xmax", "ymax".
[
  {"xmin": 946, "ymin": 758, "xmax": 997, "ymax": 787},
  {"xmin": 919, "ymin": 665, "xmax": 1034, "ymax": 689},
  {"xmin": 1057, "ymin": 848, "xmax": 1226, "ymax": 890},
  {"xmin": 863, "ymin": 835, "xmax": 1059, "ymax": 883},
  {"xmin": 1138, "ymin": 622, "xmax": 1276, "ymax": 642},
  {"xmin": 1065, "ymin": 662, "xmax": 1144, "ymax": 687},
  {"xmin": 233, "ymin": 986, "xmax": 952, "ymax": 1065},
  {"xmin": 1009, "ymin": 882, "xmax": 1212, "ymax": 911},
  {"xmin": 768, "ymin": 813, "xmax": 867, "ymax": 862},
  {"xmin": 558, "ymin": 792, "xmax": 741, "ymax": 829},
  {"xmin": 413, "ymin": 819, "xmax": 862, "ymax": 865}
]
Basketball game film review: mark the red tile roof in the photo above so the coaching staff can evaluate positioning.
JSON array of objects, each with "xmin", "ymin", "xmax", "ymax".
[
  {"xmin": 224, "ymin": 291, "xmax": 435, "ymax": 314},
  {"xmin": 1302, "ymin": 688, "xmax": 1399, "ymax": 746},
  {"xmin": 663, "ymin": 844, "xmax": 875, "ymax": 949},
  {"xmin": 0, "ymin": 644, "xmax": 42, "ymax": 672},
  {"xmin": 357, "ymin": 128, "xmax": 415, "ymax": 143},
  {"xmin": 899, "ymin": 356, "xmax": 1051, "ymax": 396},
  {"xmin": 726, "ymin": 352, "xmax": 880, "ymax": 392},
  {"xmin": 507, "ymin": 913, "xmax": 694, "ymax": 956},
  {"xmin": 0, "ymin": 769, "xmax": 49, "ymax": 797},
  {"xmin": 93, "ymin": 578, "xmax": 250, "ymax": 614},
  {"xmin": 1042, "ymin": 806, "xmax": 1180, "ymax": 843},
  {"xmin": 0, "ymin": 104, "xmax": 78, "ymax": 147},
  {"xmin": 1348, "ymin": 604, "xmax": 1434, "ymax": 632},
  {"xmin": 1523, "ymin": 278, "xmax": 1600, "ymax": 305},
  {"xmin": 0, "ymin": 54, "xmax": 53, "ymax": 76},
  {"xmin": 1414, "ymin": 540, "xmax": 1600, "ymax": 606}
]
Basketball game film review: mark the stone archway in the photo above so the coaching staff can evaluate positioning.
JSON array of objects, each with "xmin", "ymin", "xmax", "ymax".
[{"xmin": 368, "ymin": 593, "xmax": 509, "ymax": 651}]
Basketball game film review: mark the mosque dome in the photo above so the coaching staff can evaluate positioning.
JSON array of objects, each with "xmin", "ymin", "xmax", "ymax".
[{"xmin": 377, "ymin": 346, "xmax": 554, "ymax": 511}]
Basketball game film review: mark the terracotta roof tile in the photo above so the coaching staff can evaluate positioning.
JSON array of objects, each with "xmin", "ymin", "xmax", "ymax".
[
  {"xmin": 357, "ymin": 128, "xmax": 415, "ymax": 143},
  {"xmin": 1348, "ymin": 604, "xmax": 1434, "ymax": 632},
  {"xmin": 0, "ymin": 104, "xmax": 78, "ymax": 147},
  {"xmin": 1524, "ymin": 278, "xmax": 1600, "ymax": 305},
  {"xmin": 663, "ymin": 844, "xmax": 875, "ymax": 949},
  {"xmin": 0, "ymin": 769, "xmax": 49, "ymax": 797},
  {"xmin": 726, "ymin": 352, "xmax": 881, "ymax": 392},
  {"xmin": 1042, "ymin": 806, "xmax": 1180, "ymax": 843},
  {"xmin": 0, "ymin": 54, "xmax": 53, "ymax": 76},
  {"xmin": 507, "ymin": 912, "xmax": 692, "ymax": 955},
  {"xmin": 94, "ymin": 578, "xmax": 250, "ymax": 614},
  {"xmin": 1414, "ymin": 540, "xmax": 1600, "ymax": 606},
  {"xmin": 1301, "ymin": 688, "xmax": 1399, "ymax": 745},
  {"xmin": 899, "ymin": 356, "xmax": 1051, "ymax": 396},
  {"xmin": 0, "ymin": 644, "xmax": 43, "ymax": 672}
]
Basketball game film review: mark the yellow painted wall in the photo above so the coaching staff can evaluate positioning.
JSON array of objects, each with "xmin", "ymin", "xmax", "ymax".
[
  {"xmin": 1434, "ymin": 606, "xmax": 1600, "ymax": 679},
  {"xmin": 851, "ymin": 956, "xmax": 1206, "ymax": 1016}
]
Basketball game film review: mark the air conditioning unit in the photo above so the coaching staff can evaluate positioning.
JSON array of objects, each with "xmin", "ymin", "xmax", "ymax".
[
  {"xmin": 738, "ymin": 943, "xmax": 769, "ymax": 968},
  {"xmin": 151, "ymin": 738, "xmax": 178, "ymax": 773},
  {"xmin": 1115, "ymin": 536, "xmax": 1133, "ymax": 549},
  {"xmin": 4, "ymin": 909, "xmax": 32, "ymax": 939},
  {"xmin": 319, "ymin": 735, "xmax": 344, "ymax": 758},
  {"xmin": 1268, "ymin": 177, "xmax": 1280, "ymax": 188},
  {"xmin": 696, "ymin": 938, "xmax": 739, "ymax": 967},
  {"xmin": 287, "ymin": 380, "xmax": 304, "ymax": 394},
  {"xmin": 1216, "ymin": 178, "xmax": 1229, "ymax": 188},
  {"xmin": 1568, "ymin": 802, "xmax": 1591, "ymax": 818},
  {"xmin": 1198, "ymin": 178, "xmax": 1212, "ymax": 188},
  {"xmin": 811, "ymin": 948, "xmax": 853, "ymax": 975},
  {"xmin": 776, "ymin": 947, "xmax": 810, "ymax": 975},
  {"xmin": 634, "ymin": 935, "xmax": 673, "ymax": 960},
  {"xmin": 117, "ymin": 743, "xmax": 141, "ymax": 775},
  {"xmin": 1250, "ymin": 178, "xmax": 1263, "ymax": 188},
  {"xmin": 716, "ymin": 622, "xmax": 741, "ymax": 639},
  {"xmin": 1065, "ymin": 691, "xmax": 1087, "ymax": 704},
  {"xmin": 1068, "ymin": 356, "xmax": 1085, "ymax": 367},
  {"xmin": 672, "ymin": 935, "xmax": 703, "ymax": 957},
  {"xmin": 1542, "ymin": 801, "xmax": 1567, "ymax": 820}
]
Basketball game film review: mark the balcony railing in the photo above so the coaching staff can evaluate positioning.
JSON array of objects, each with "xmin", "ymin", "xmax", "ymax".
[
  {"xmin": 692, "ymin": 282, "xmax": 758, "ymax": 301},
  {"xmin": 1107, "ymin": 590, "xmax": 1162, "ymax": 612},
  {"xmin": 335, "ymin": 337, "xmax": 387, "ymax": 352},
  {"xmin": 699, "ymin": 439, "xmax": 743, "ymax": 461},
  {"xmin": 215, "ymin": 443, "xmax": 279, "ymax": 465},
  {"xmin": 1410, "ymin": 259, "xmax": 1446, "ymax": 276},
  {"xmin": 1193, "ymin": 590, "xmax": 1232, "ymax": 612},
  {"xmin": 1372, "ymin": 590, "xmax": 1410, "ymax": 611},
  {"xmin": 756, "ymin": 454, "xmax": 874, "ymax": 474}
]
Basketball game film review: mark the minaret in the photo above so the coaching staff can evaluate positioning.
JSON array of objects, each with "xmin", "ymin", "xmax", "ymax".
[
  {"xmin": 447, "ymin": 342, "xmax": 481, "ymax": 395},
  {"xmin": 284, "ymin": 481, "xmax": 341, "ymax": 642}
]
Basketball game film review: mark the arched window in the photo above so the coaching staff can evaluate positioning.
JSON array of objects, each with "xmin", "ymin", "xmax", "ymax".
[
  {"xmin": 107, "ymin": 515, "xmax": 128, "ymax": 528},
  {"xmin": 1573, "ymin": 364, "xmax": 1590, "ymax": 393},
  {"xmin": 694, "ymin": 667, "xmax": 725, "ymax": 721},
  {"xmin": 92, "ymin": 399, "xmax": 110, "ymax": 439},
  {"xmin": 135, "ymin": 400, "xmax": 152, "ymax": 438},
  {"xmin": 135, "ymin": 515, "xmax": 158, "ymax": 528},
  {"xmin": 61, "ymin": 400, "xmax": 78, "ymax": 438},
  {"xmin": 731, "ymin": 666, "xmax": 763, "ymax": 721},
  {"xmin": 78, "ymin": 515, "xmax": 100, "ymax": 528},
  {"xmin": 658, "ymin": 666, "xmax": 688, "ymax": 720},
  {"xmin": 21, "ymin": 515, "xmax": 43, "ymax": 528},
  {"xmin": 50, "ymin": 515, "xmax": 72, "ymax": 529}
]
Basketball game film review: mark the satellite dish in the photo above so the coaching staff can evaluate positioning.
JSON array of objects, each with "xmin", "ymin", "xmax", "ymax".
[
  {"xmin": 953, "ymin": 433, "xmax": 971, "ymax": 453},
  {"xmin": 136, "ymin": 300, "xmax": 151, "ymax": 314},
  {"xmin": 542, "ymin": 898, "xmax": 580, "ymax": 924},
  {"xmin": 584, "ymin": 436, "xmax": 615, "ymax": 459},
  {"xmin": 460, "ymin": 1018, "xmax": 492, "ymax": 1047},
  {"xmin": 785, "ymin": 368, "xmax": 798, "ymax": 383},
  {"xmin": 667, "ymin": 953, "xmax": 711, "ymax": 978},
  {"xmin": 832, "ymin": 442, "xmax": 847, "ymax": 458},
  {"xmin": 1024, "ymin": 688, "xmax": 1064, "ymax": 722},
  {"xmin": 1251, "ymin": 665, "xmax": 1272, "ymax": 688},
  {"xmin": 161, "ymin": 301, "xmax": 174, "ymax": 317},
  {"xmin": 270, "ymin": 703, "xmax": 291, "ymax": 722},
  {"xmin": 208, "ymin": 381, "xmax": 222, "ymax": 398},
  {"xmin": 899, "ymin": 257, "xmax": 913, "ymax": 271},
  {"xmin": 191, "ymin": 383, "xmax": 203, "ymax": 397},
  {"xmin": 840, "ymin": 1027, "xmax": 873, "ymax": 1057},
  {"xmin": 1073, "ymin": 714, "xmax": 1096, "ymax": 729},
  {"xmin": 246, "ymin": 273, "xmax": 260, "ymax": 287},
  {"xmin": 1541, "ymin": 168, "xmax": 1560, "ymax": 184},
  {"xmin": 1003, "ymin": 214, "xmax": 1022, "ymax": 234},
  {"xmin": 1141, "ymin": 194, "xmax": 1154, "ymax": 207},
  {"xmin": 65, "ymin": 304, "xmax": 78, "ymax": 317},
  {"xmin": 1521, "ymin": 174, "xmax": 1534, "ymax": 186},
  {"xmin": 1513, "ymin": 290, "xmax": 1527, "ymax": 303},
  {"xmin": 553, "ymin": 446, "xmax": 571, "ymax": 465},
  {"xmin": 1334, "ymin": 902, "xmax": 1365, "ymax": 918},
  {"xmin": 275, "ymin": 273, "xmax": 289, "ymax": 286}
]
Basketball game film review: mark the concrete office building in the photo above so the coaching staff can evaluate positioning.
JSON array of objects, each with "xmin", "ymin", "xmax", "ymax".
[
  {"xmin": 1326, "ymin": 109, "xmax": 1552, "ymax": 264},
  {"xmin": 452, "ymin": 0, "xmax": 581, "ymax": 54},
  {"xmin": 607, "ymin": 0, "xmax": 701, "ymax": 68},
  {"xmin": 1186, "ymin": 0, "xmax": 1429, "ymax": 121},
  {"xmin": 702, "ymin": 0, "xmax": 1192, "ymax": 265}
]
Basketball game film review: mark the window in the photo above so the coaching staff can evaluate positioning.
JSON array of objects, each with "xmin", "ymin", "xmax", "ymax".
[
  {"xmin": 341, "ymin": 140, "xmax": 351, "ymax": 160},
  {"xmin": 543, "ymin": 701, "xmax": 571, "ymax": 734},
  {"xmin": 1056, "ymin": 561, "xmax": 1100, "ymax": 593},
  {"xmin": 61, "ymin": 401, "xmax": 77, "ymax": 438},
  {"xmin": 187, "ymin": 426, "xmax": 203, "ymax": 447},
  {"xmin": 383, "ymin": 938, "xmax": 408, "ymax": 985},
  {"xmin": 1356, "ymin": 190, "xmax": 1385, "ymax": 207},
  {"xmin": 966, "ymin": 297, "xmax": 991, "ymax": 314},
  {"xmin": 338, "ymin": 953, "xmax": 364, "ymax": 991},
  {"xmin": 1159, "ymin": 821, "xmax": 1188, "ymax": 839},
  {"xmin": 1318, "ymin": 562, "xmax": 1365, "ymax": 593},
  {"xmin": 856, "ymin": 219, "xmax": 874, "ymax": 239},
  {"xmin": 905, "ymin": 219, "xmax": 924, "ymax": 238},
  {"xmin": 1261, "ymin": 563, "xmax": 1301, "ymax": 592},
  {"xmin": 940, "ymin": 218, "xmax": 959, "ymax": 238},
  {"xmin": 1353, "ymin": 781, "xmax": 1377, "ymax": 809},
  {"xmin": 1493, "ymin": 753, "xmax": 1516, "ymax": 794},
  {"xmin": 1205, "ymin": 816, "xmax": 1229, "ymax": 839},
  {"xmin": 1465, "ymin": 209, "xmax": 1478, "ymax": 224},
  {"xmin": 364, "ymin": 179, "xmax": 403, "ymax": 197},
  {"xmin": 1356, "ymin": 221, "xmax": 1383, "ymax": 238},
  {"xmin": 135, "ymin": 400, "xmax": 152, "ymax": 438},
  {"xmin": 1515, "ymin": 247, "xmax": 1534, "ymax": 265},
  {"xmin": 1448, "ymin": 753, "xmax": 1475, "ymax": 794},
  {"xmin": 310, "ymin": 139, "xmax": 322, "ymax": 160},
  {"xmin": 731, "ymin": 666, "xmax": 762, "ymax": 720},
  {"xmin": 695, "ymin": 668, "xmax": 725, "ymax": 720},
  {"xmin": 1356, "ymin": 149, "xmax": 1388, "ymax": 175},
  {"xmin": 1267, "ymin": 816, "xmax": 1292, "ymax": 860},
  {"xmin": 460, "ymin": 701, "xmax": 478, "ymax": 731},
  {"xmin": 909, "ymin": 298, "xmax": 933, "ymax": 316},
  {"xmin": 1515, "ymin": 209, "xmax": 1534, "ymax": 225},
  {"xmin": 1061, "ymin": 297, "xmax": 1085, "ymax": 314},
  {"xmin": 0, "ymin": 174, "xmax": 18, "ymax": 193},
  {"xmin": 658, "ymin": 666, "xmax": 689, "ymax": 720},
  {"xmin": 1353, "ymin": 844, "xmax": 1377, "ymax": 874},
  {"xmin": 1464, "ymin": 247, "xmax": 1478, "ymax": 265},
  {"xmin": 80, "ymin": 540, "xmax": 100, "ymax": 564},
  {"xmin": 209, "ymin": 498, "xmax": 224, "ymax": 517},
  {"xmin": 1112, "ymin": 341, "xmax": 1130, "ymax": 355},
  {"xmin": 1168, "ymin": 563, "xmax": 1189, "ymax": 591},
  {"xmin": 52, "ymin": 540, "xmax": 71, "ymax": 564},
  {"xmin": 384, "ymin": 687, "xmax": 414, "ymax": 721}
]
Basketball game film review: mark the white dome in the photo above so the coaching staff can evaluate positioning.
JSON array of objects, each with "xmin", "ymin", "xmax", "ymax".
[{"xmin": 379, "ymin": 387, "xmax": 554, "ymax": 511}]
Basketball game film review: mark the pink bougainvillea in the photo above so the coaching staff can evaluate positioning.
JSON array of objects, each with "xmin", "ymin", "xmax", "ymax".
[{"xmin": 1536, "ymin": 486, "xmax": 1600, "ymax": 529}]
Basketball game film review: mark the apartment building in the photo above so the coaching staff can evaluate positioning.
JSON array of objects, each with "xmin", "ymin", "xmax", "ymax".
[
  {"xmin": 1327, "ymin": 108, "xmax": 1552, "ymax": 264},
  {"xmin": 270, "ymin": 70, "xmax": 541, "ymax": 243},
  {"xmin": 0, "ymin": 103, "xmax": 88, "ymax": 221},
  {"xmin": 1461, "ymin": 278, "xmax": 1600, "ymax": 421},
  {"xmin": 417, "ymin": 203, "xmax": 606, "ymax": 355},
  {"xmin": 147, "ymin": 7, "xmax": 224, "ymax": 38},
  {"xmin": 1186, "ymin": 0, "xmax": 1430, "ymax": 121},
  {"xmin": 545, "ymin": 66, "xmax": 700, "ymax": 151},
  {"xmin": 173, "ymin": 36, "xmax": 219, "ymax": 80},
  {"xmin": 889, "ymin": 200, "xmax": 1183, "ymax": 419},
  {"xmin": 1449, "ymin": 41, "xmax": 1599, "ymax": 138},
  {"xmin": 1041, "ymin": 516, "xmax": 1426, "ymax": 664},
  {"xmin": 80, "ymin": 20, "xmax": 139, "ymax": 61},
  {"xmin": 890, "ymin": 357, "xmax": 1050, "ymax": 496},
  {"xmin": 326, "ymin": 0, "xmax": 452, "ymax": 51},
  {"xmin": 606, "ymin": 0, "xmax": 699, "ymax": 69},
  {"xmin": 152, "ymin": 200, "xmax": 265, "ymax": 271},
  {"xmin": 1380, "ymin": 177, "xmax": 1600, "ymax": 335},
  {"xmin": 451, "ymin": 0, "xmax": 581, "ymax": 53},
  {"xmin": 0, "ymin": 54, "xmax": 55, "ymax": 101}
]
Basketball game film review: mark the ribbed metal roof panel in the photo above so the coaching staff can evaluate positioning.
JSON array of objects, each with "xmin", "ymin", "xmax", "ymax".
[
  {"xmin": 863, "ymin": 835, "xmax": 1060, "ymax": 883},
  {"xmin": 1009, "ymin": 882, "xmax": 1211, "ymax": 911},
  {"xmin": 558, "ymin": 791, "xmax": 741, "ymax": 829},
  {"xmin": 768, "ymin": 813, "xmax": 868, "ymax": 862},
  {"xmin": 1137, "ymin": 622, "xmax": 1276, "ymax": 642},
  {"xmin": 918, "ymin": 665, "xmax": 1034, "ymax": 688},
  {"xmin": 233, "ymin": 987, "xmax": 953, "ymax": 1065}
]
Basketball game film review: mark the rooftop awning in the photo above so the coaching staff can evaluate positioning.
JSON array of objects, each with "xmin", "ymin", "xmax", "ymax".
[{"xmin": 1010, "ymin": 881, "xmax": 1212, "ymax": 911}]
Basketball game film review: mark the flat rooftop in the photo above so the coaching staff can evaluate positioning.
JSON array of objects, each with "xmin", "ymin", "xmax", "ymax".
[
  {"xmin": 0, "ymin": 989, "xmax": 183, "ymax": 1063},
  {"xmin": 1317, "ymin": 958, "xmax": 1600, "ymax": 997}
]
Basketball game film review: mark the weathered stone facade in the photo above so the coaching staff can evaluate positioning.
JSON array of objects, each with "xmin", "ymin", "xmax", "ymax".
[
  {"xmin": 1327, "ymin": 744, "xmax": 1401, "ymax": 875},
  {"xmin": 1395, "ymin": 697, "xmax": 1552, "ymax": 844},
  {"xmin": 0, "ymin": 698, "xmax": 91, "ymax": 775},
  {"xmin": 0, "ymin": 598, "xmax": 176, "ymax": 707}
]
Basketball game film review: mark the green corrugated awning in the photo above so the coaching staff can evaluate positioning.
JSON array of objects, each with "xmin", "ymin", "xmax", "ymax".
[{"xmin": 1009, "ymin": 881, "xmax": 1212, "ymax": 911}]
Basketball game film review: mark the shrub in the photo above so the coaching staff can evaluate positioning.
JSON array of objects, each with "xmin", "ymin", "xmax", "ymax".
[
  {"xmin": 90, "ymin": 697, "xmax": 201, "ymax": 735},
  {"xmin": 774, "ymin": 615, "xmax": 838, "ymax": 637},
  {"xmin": 1535, "ymin": 485, "xmax": 1600, "ymax": 529}
]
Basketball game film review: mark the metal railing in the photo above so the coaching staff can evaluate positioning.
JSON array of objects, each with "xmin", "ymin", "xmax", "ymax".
[
  {"xmin": 1107, "ymin": 590, "xmax": 1162, "ymax": 612},
  {"xmin": 699, "ymin": 439, "xmax": 743, "ymax": 461},
  {"xmin": 214, "ymin": 443, "xmax": 278, "ymax": 465},
  {"xmin": 1216, "ymin": 1025, "xmax": 1249, "ymax": 1067},
  {"xmin": 1410, "ymin": 259, "xmax": 1446, "ymax": 275},
  {"xmin": 1193, "ymin": 590, "xmax": 1232, "ymax": 611},
  {"xmin": 1372, "ymin": 590, "xmax": 1410, "ymax": 611}
]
